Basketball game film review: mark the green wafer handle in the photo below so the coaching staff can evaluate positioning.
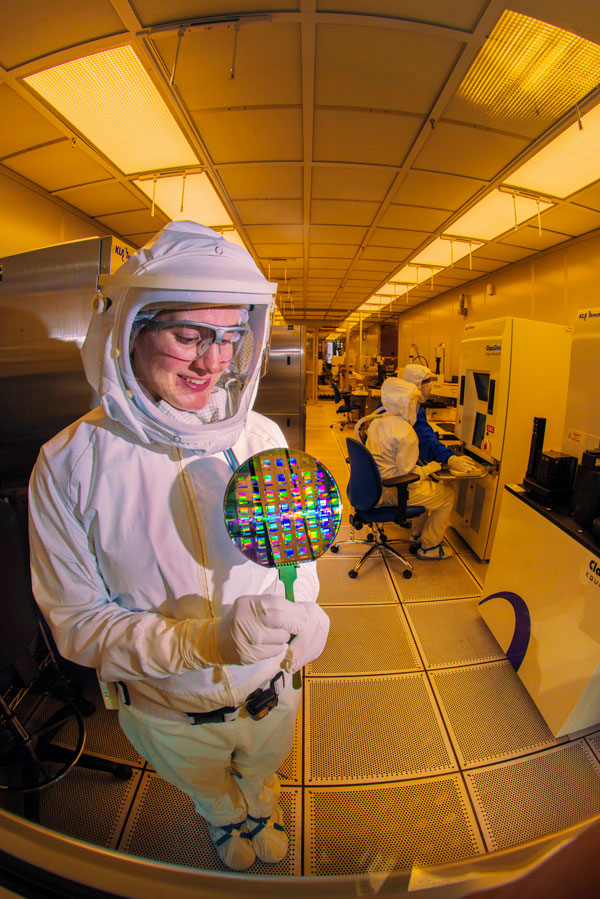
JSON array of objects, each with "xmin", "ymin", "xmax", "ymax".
[{"xmin": 276, "ymin": 563, "xmax": 302, "ymax": 690}]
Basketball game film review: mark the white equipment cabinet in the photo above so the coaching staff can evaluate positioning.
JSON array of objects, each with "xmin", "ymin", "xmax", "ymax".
[{"xmin": 452, "ymin": 316, "xmax": 571, "ymax": 560}]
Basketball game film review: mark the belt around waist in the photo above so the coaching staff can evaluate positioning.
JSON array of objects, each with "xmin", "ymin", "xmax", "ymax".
[{"xmin": 122, "ymin": 689, "xmax": 243, "ymax": 724}]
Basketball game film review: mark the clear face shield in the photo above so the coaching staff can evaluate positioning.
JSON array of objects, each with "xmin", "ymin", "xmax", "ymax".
[
  {"xmin": 420, "ymin": 377, "xmax": 432, "ymax": 400},
  {"xmin": 118, "ymin": 293, "xmax": 270, "ymax": 427}
]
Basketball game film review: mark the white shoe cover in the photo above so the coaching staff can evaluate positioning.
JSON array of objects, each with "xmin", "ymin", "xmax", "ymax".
[
  {"xmin": 416, "ymin": 543, "xmax": 451, "ymax": 560},
  {"xmin": 207, "ymin": 820, "xmax": 255, "ymax": 870},
  {"xmin": 246, "ymin": 805, "xmax": 288, "ymax": 863}
]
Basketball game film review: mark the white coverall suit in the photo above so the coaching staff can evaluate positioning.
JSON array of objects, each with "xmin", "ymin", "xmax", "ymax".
[
  {"xmin": 27, "ymin": 223, "xmax": 327, "ymax": 853},
  {"xmin": 366, "ymin": 378, "xmax": 454, "ymax": 550}
]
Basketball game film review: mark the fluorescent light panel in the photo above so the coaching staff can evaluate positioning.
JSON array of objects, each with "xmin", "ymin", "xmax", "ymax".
[
  {"xmin": 390, "ymin": 264, "xmax": 440, "ymax": 285},
  {"xmin": 411, "ymin": 237, "xmax": 481, "ymax": 267},
  {"xmin": 134, "ymin": 173, "xmax": 233, "ymax": 227},
  {"xmin": 445, "ymin": 189, "xmax": 553, "ymax": 241},
  {"xmin": 25, "ymin": 46, "xmax": 197, "ymax": 174},
  {"xmin": 456, "ymin": 10, "xmax": 600, "ymax": 130},
  {"xmin": 505, "ymin": 103, "xmax": 600, "ymax": 198}
]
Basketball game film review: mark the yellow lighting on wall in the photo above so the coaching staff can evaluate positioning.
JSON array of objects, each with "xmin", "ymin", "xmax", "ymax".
[
  {"xmin": 25, "ymin": 45, "xmax": 198, "ymax": 174},
  {"xmin": 411, "ymin": 237, "xmax": 482, "ymax": 267},
  {"xmin": 504, "ymin": 103, "xmax": 600, "ymax": 198},
  {"xmin": 445, "ymin": 189, "xmax": 553, "ymax": 241},
  {"xmin": 134, "ymin": 173, "xmax": 233, "ymax": 227}
]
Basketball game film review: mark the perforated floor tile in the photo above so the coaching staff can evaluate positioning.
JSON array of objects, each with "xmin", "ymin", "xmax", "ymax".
[
  {"xmin": 465, "ymin": 740, "xmax": 600, "ymax": 851},
  {"xmin": 305, "ymin": 675, "xmax": 457, "ymax": 783},
  {"xmin": 1, "ymin": 766, "xmax": 141, "ymax": 850},
  {"xmin": 404, "ymin": 599, "xmax": 504, "ymax": 668},
  {"xmin": 278, "ymin": 699, "xmax": 302, "ymax": 785},
  {"xmin": 305, "ymin": 777, "xmax": 485, "ymax": 875},
  {"xmin": 317, "ymin": 556, "xmax": 399, "ymax": 604},
  {"xmin": 458, "ymin": 553, "xmax": 489, "ymax": 587},
  {"xmin": 306, "ymin": 605, "xmax": 421, "ymax": 676},
  {"xmin": 387, "ymin": 552, "xmax": 481, "ymax": 602},
  {"xmin": 119, "ymin": 773, "xmax": 302, "ymax": 874},
  {"xmin": 430, "ymin": 661, "xmax": 560, "ymax": 768}
]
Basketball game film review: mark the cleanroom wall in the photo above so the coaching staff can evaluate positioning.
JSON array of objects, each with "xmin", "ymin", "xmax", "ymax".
[
  {"xmin": 397, "ymin": 228, "xmax": 600, "ymax": 376},
  {"xmin": 0, "ymin": 169, "xmax": 112, "ymax": 257}
]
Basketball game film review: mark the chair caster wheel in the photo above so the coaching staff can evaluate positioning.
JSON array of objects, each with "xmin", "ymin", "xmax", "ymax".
[
  {"xmin": 349, "ymin": 570, "xmax": 358, "ymax": 579},
  {"xmin": 380, "ymin": 534, "xmax": 388, "ymax": 544},
  {"xmin": 366, "ymin": 533, "xmax": 374, "ymax": 542},
  {"xmin": 330, "ymin": 544, "xmax": 339, "ymax": 553},
  {"xmin": 403, "ymin": 570, "xmax": 412, "ymax": 579},
  {"xmin": 409, "ymin": 544, "xmax": 419, "ymax": 554}
]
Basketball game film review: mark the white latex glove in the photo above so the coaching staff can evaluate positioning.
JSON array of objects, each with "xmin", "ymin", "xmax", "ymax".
[
  {"xmin": 215, "ymin": 594, "xmax": 295, "ymax": 666},
  {"xmin": 280, "ymin": 603, "xmax": 330, "ymax": 675},
  {"xmin": 448, "ymin": 455, "xmax": 477, "ymax": 474},
  {"xmin": 418, "ymin": 461, "xmax": 442, "ymax": 480}
]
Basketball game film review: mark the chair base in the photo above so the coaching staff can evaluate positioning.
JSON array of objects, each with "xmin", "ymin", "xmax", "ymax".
[{"xmin": 330, "ymin": 523, "xmax": 417, "ymax": 578}]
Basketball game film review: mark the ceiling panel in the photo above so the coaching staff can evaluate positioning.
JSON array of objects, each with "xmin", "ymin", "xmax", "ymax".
[
  {"xmin": 474, "ymin": 243, "xmax": 535, "ymax": 263},
  {"xmin": 310, "ymin": 199, "xmax": 378, "ymax": 227},
  {"xmin": 538, "ymin": 204, "xmax": 600, "ymax": 236},
  {"xmin": 218, "ymin": 164, "xmax": 303, "ymax": 199},
  {"xmin": 370, "ymin": 227, "xmax": 427, "ymax": 249},
  {"xmin": 311, "ymin": 166, "xmax": 395, "ymax": 201},
  {"xmin": 251, "ymin": 243, "xmax": 304, "ymax": 257},
  {"xmin": 53, "ymin": 181, "xmax": 144, "ymax": 216},
  {"xmin": 379, "ymin": 204, "xmax": 451, "ymax": 231},
  {"xmin": 0, "ymin": 0, "xmax": 125, "ymax": 69},
  {"xmin": 309, "ymin": 224, "xmax": 367, "ymax": 244},
  {"xmin": 308, "ymin": 245, "xmax": 359, "ymax": 259},
  {"xmin": 315, "ymin": 24, "xmax": 462, "ymax": 114},
  {"xmin": 414, "ymin": 121, "xmax": 530, "ymax": 180},
  {"xmin": 153, "ymin": 22, "xmax": 301, "ymax": 109},
  {"xmin": 313, "ymin": 109, "xmax": 422, "ymax": 166},
  {"xmin": 233, "ymin": 198, "xmax": 303, "ymax": 224},
  {"xmin": 0, "ymin": 86, "xmax": 64, "ymax": 157},
  {"xmin": 318, "ymin": 1, "xmax": 486, "ymax": 31},
  {"xmin": 191, "ymin": 108, "xmax": 302, "ymax": 163},
  {"xmin": 499, "ymin": 226, "xmax": 571, "ymax": 250},
  {"xmin": 2, "ymin": 140, "xmax": 114, "ymax": 192},
  {"xmin": 244, "ymin": 223, "xmax": 303, "ymax": 242},
  {"xmin": 393, "ymin": 170, "xmax": 486, "ymax": 210}
]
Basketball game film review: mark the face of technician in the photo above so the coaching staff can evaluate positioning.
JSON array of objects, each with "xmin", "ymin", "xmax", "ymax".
[{"xmin": 131, "ymin": 306, "xmax": 242, "ymax": 411}]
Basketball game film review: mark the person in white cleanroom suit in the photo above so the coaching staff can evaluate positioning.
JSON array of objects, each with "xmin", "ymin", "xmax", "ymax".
[
  {"xmin": 402, "ymin": 363, "xmax": 478, "ymax": 474},
  {"xmin": 366, "ymin": 378, "xmax": 454, "ymax": 560},
  {"xmin": 27, "ymin": 222, "xmax": 329, "ymax": 871}
]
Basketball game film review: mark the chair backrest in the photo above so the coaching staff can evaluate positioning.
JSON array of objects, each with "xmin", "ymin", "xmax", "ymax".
[
  {"xmin": 345, "ymin": 438, "xmax": 383, "ymax": 511},
  {"xmin": 332, "ymin": 382, "xmax": 341, "ymax": 403}
]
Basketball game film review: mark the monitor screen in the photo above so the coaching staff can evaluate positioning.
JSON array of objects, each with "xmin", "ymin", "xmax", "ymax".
[
  {"xmin": 473, "ymin": 371, "xmax": 490, "ymax": 402},
  {"xmin": 473, "ymin": 412, "xmax": 486, "ymax": 448}
]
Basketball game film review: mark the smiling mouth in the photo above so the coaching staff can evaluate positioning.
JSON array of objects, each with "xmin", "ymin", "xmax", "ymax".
[{"xmin": 178, "ymin": 374, "xmax": 210, "ymax": 391}]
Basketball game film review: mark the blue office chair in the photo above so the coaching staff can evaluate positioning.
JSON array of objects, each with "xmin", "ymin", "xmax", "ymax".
[
  {"xmin": 331, "ymin": 382, "xmax": 362, "ymax": 430},
  {"xmin": 330, "ymin": 438, "xmax": 426, "ymax": 579}
]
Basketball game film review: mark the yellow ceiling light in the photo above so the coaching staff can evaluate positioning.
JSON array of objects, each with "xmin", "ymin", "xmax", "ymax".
[
  {"xmin": 456, "ymin": 10, "xmax": 600, "ymax": 130},
  {"xmin": 445, "ymin": 189, "xmax": 553, "ymax": 241},
  {"xmin": 505, "ymin": 103, "xmax": 600, "ymax": 198},
  {"xmin": 134, "ymin": 172, "xmax": 233, "ymax": 227},
  {"xmin": 411, "ymin": 236, "xmax": 482, "ymax": 267},
  {"xmin": 390, "ymin": 264, "xmax": 440, "ymax": 285},
  {"xmin": 25, "ymin": 45, "xmax": 197, "ymax": 174}
]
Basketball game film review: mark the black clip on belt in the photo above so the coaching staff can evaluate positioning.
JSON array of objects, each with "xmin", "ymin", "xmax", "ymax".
[{"xmin": 187, "ymin": 672, "xmax": 285, "ymax": 725}]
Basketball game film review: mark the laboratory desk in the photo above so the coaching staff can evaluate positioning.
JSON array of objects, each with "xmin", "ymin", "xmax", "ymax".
[{"xmin": 480, "ymin": 485, "xmax": 600, "ymax": 736}]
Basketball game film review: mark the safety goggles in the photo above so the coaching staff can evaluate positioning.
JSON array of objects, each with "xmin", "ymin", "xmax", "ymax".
[{"xmin": 145, "ymin": 319, "xmax": 250, "ymax": 361}]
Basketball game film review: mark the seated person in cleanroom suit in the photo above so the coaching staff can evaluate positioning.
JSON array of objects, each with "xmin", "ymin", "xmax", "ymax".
[
  {"xmin": 27, "ymin": 222, "xmax": 329, "ymax": 872},
  {"xmin": 401, "ymin": 363, "xmax": 478, "ymax": 475},
  {"xmin": 366, "ymin": 377, "xmax": 454, "ymax": 560}
]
